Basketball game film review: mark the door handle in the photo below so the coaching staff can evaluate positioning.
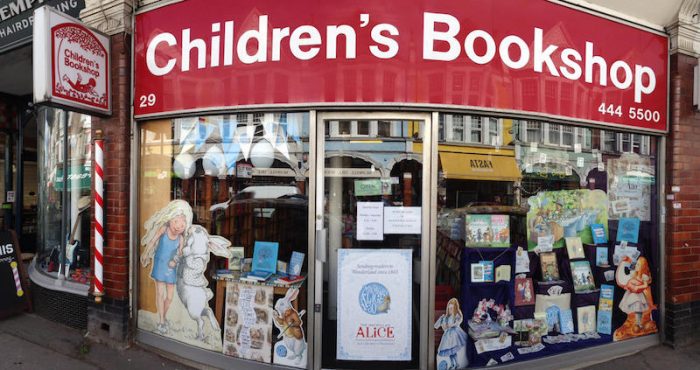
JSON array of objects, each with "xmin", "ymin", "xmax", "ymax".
[{"xmin": 316, "ymin": 228, "xmax": 327, "ymax": 263}]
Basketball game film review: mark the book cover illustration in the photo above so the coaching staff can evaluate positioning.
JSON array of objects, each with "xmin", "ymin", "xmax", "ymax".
[
  {"xmin": 559, "ymin": 309, "xmax": 574, "ymax": 334},
  {"xmin": 577, "ymin": 305, "xmax": 596, "ymax": 334},
  {"xmin": 229, "ymin": 246, "xmax": 245, "ymax": 271},
  {"xmin": 545, "ymin": 305, "xmax": 561, "ymax": 332},
  {"xmin": 597, "ymin": 284, "xmax": 614, "ymax": 335},
  {"xmin": 252, "ymin": 241, "xmax": 279, "ymax": 274},
  {"xmin": 514, "ymin": 276, "xmax": 535, "ymax": 306},
  {"xmin": 490, "ymin": 215, "xmax": 510, "ymax": 247},
  {"xmin": 526, "ymin": 189, "xmax": 608, "ymax": 250},
  {"xmin": 465, "ymin": 215, "xmax": 493, "ymax": 247},
  {"xmin": 616, "ymin": 218, "xmax": 640, "ymax": 244},
  {"xmin": 471, "ymin": 263, "xmax": 485, "ymax": 283},
  {"xmin": 539, "ymin": 252, "xmax": 560, "ymax": 282},
  {"xmin": 565, "ymin": 237, "xmax": 585, "ymax": 259},
  {"xmin": 288, "ymin": 251, "xmax": 305, "ymax": 277},
  {"xmin": 590, "ymin": 223, "xmax": 607, "ymax": 245},
  {"xmin": 596, "ymin": 247, "xmax": 609, "ymax": 267},
  {"xmin": 495, "ymin": 265, "xmax": 511, "ymax": 282},
  {"xmin": 570, "ymin": 260, "xmax": 596, "ymax": 293},
  {"xmin": 481, "ymin": 261, "xmax": 494, "ymax": 282}
]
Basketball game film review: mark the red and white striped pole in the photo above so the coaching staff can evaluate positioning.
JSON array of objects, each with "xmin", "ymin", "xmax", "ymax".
[{"xmin": 93, "ymin": 130, "xmax": 104, "ymax": 303}]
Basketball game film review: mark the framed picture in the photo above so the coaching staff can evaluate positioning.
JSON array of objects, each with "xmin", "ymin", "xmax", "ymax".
[{"xmin": 539, "ymin": 252, "xmax": 560, "ymax": 282}]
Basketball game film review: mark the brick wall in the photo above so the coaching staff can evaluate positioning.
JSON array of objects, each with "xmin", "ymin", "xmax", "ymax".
[
  {"xmin": 87, "ymin": 32, "xmax": 132, "ymax": 346},
  {"xmin": 665, "ymin": 52, "xmax": 700, "ymax": 347}
]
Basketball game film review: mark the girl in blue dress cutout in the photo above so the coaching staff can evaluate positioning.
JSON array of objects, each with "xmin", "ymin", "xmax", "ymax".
[
  {"xmin": 140, "ymin": 200, "xmax": 193, "ymax": 334},
  {"xmin": 434, "ymin": 298, "xmax": 468, "ymax": 369}
]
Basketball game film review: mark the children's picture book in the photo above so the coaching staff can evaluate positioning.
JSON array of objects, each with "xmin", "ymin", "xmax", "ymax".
[
  {"xmin": 540, "ymin": 252, "xmax": 560, "ymax": 282},
  {"xmin": 577, "ymin": 305, "xmax": 596, "ymax": 334},
  {"xmin": 565, "ymin": 237, "xmax": 585, "ymax": 259},
  {"xmin": 465, "ymin": 214, "xmax": 509, "ymax": 247},
  {"xmin": 277, "ymin": 261, "xmax": 288, "ymax": 276},
  {"xmin": 275, "ymin": 274, "xmax": 307, "ymax": 285},
  {"xmin": 481, "ymin": 261, "xmax": 494, "ymax": 282},
  {"xmin": 246, "ymin": 241, "xmax": 279, "ymax": 280},
  {"xmin": 228, "ymin": 246, "xmax": 244, "ymax": 271},
  {"xmin": 490, "ymin": 215, "xmax": 510, "ymax": 247},
  {"xmin": 590, "ymin": 223, "xmax": 607, "ymax": 245},
  {"xmin": 570, "ymin": 260, "xmax": 596, "ymax": 293},
  {"xmin": 546, "ymin": 305, "xmax": 561, "ymax": 333},
  {"xmin": 471, "ymin": 263, "xmax": 485, "ymax": 283},
  {"xmin": 559, "ymin": 309, "xmax": 574, "ymax": 334},
  {"xmin": 597, "ymin": 284, "xmax": 614, "ymax": 335},
  {"xmin": 596, "ymin": 247, "xmax": 609, "ymax": 267},
  {"xmin": 288, "ymin": 251, "xmax": 305, "ymax": 277},
  {"xmin": 616, "ymin": 217, "xmax": 640, "ymax": 244},
  {"xmin": 495, "ymin": 264, "xmax": 511, "ymax": 282},
  {"xmin": 514, "ymin": 276, "xmax": 535, "ymax": 306}
]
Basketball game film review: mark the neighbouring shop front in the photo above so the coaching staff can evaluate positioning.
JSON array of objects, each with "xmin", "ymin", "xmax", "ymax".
[{"xmin": 132, "ymin": 1, "xmax": 667, "ymax": 369}]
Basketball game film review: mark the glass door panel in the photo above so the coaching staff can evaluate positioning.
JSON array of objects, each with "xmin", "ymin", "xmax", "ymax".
[{"xmin": 315, "ymin": 112, "xmax": 431, "ymax": 370}]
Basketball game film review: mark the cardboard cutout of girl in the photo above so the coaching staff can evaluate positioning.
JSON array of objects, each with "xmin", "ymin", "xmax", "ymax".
[
  {"xmin": 614, "ymin": 256, "xmax": 657, "ymax": 341},
  {"xmin": 434, "ymin": 298, "xmax": 468, "ymax": 369},
  {"xmin": 140, "ymin": 200, "xmax": 193, "ymax": 335}
]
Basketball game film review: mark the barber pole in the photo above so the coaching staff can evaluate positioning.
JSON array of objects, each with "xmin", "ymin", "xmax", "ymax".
[
  {"xmin": 10, "ymin": 261, "xmax": 23, "ymax": 297},
  {"xmin": 93, "ymin": 130, "xmax": 105, "ymax": 303}
]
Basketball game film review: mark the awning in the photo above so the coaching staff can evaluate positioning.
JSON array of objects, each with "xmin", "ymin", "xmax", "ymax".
[{"xmin": 439, "ymin": 152, "xmax": 522, "ymax": 182}]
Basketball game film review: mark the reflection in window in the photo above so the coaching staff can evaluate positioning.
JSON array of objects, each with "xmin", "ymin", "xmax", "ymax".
[{"xmin": 36, "ymin": 107, "xmax": 92, "ymax": 285}]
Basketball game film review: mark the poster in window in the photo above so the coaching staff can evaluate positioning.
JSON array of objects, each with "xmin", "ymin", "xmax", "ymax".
[
  {"xmin": 607, "ymin": 153, "xmax": 653, "ymax": 221},
  {"xmin": 337, "ymin": 249, "xmax": 412, "ymax": 361},
  {"xmin": 223, "ymin": 282, "xmax": 274, "ymax": 363},
  {"xmin": 526, "ymin": 190, "xmax": 608, "ymax": 251}
]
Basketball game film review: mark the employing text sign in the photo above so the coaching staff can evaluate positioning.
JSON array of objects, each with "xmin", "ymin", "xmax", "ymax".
[{"xmin": 134, "ymin": 0, "xmax": 667, "ymax": 132}]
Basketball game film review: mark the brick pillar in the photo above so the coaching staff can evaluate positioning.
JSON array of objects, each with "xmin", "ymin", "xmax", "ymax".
[{"xmin": 665, "ymin": 1, "xmax": 700, "ymax": 346}]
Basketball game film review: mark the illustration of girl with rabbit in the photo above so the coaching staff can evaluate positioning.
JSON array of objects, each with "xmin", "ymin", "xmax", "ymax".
[
  {"xmin": 434, "ymin": 298, "xmax": 468, "ymax": 369},
  {"xmin": 272, "ymin": 288, "xmax": 307, "ymax": 365},
  {"xmin": 140, "ymin": 200, "xmax": 193, "ymax": 335}
]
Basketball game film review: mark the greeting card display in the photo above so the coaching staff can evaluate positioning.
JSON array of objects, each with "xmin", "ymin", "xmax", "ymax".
[
  {"xmin": 539, "ymin": 252, "xmax": 560, "ymax": 282},
  {"xmin": 570, "ymin": 260, "xmax": 596, "ymax": 293},
  {"xmin": 465, "ymin": 214, "xmax": 509, "ymax": 247}
]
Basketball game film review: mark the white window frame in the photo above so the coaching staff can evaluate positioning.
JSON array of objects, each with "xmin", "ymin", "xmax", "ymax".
[{"xmin": 441, "ymin": 114, "xmax": 502, "ymax": 146}]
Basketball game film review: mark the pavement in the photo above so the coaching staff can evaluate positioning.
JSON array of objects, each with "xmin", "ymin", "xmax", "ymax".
[{"xmin": 1, "ymin": 312, "xmax": 699, "ymax": 369}]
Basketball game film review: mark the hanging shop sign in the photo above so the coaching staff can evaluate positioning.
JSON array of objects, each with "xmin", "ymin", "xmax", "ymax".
[
  {"xmin": 33, "ymin": 5, "xmax": 111, "ymax": 115},
  {"xmin": 133, "ymin": 0, "xmax": 668, "ymax": 133},
  {"xmin": 337, "ymin": 249, "xmax": 412, "ymax": 361},
  {"xmin": 0, "ymin": 0, "xmax": 85, "ymax": 53}
]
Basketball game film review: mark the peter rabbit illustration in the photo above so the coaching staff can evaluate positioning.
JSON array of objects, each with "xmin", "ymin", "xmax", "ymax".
[{"xmin": 272, "ymin": 289, "xmax": 307, "ymax": 363}]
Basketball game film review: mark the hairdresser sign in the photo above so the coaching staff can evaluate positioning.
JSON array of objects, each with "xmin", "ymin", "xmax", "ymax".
[
  {"xmin": 33, "ymin": 6, "xmax": 110, "ymax": 115},
  {"xmin": 134, "ymin": 0, "xmax": 667, "ymax": 132}
]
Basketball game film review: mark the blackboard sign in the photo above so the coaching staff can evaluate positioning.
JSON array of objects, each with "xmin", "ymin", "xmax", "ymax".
[{"xmin": 0, "ymin": 229, "xmax": 30, "ymax": 318}]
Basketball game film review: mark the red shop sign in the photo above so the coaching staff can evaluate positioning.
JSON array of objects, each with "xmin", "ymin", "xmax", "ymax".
[
  {"xmin": 134, "ymin": 0, "xmax": 668, "ymax": 132},
  {"xmin": 34, "ymin": 6, "xmax": 111, "ymax": 116}
]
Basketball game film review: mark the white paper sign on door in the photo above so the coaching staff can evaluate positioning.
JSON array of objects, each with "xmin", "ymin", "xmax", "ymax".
[
  {"xmin": 337, "ymin": 249, "xmax": 412, "ymax": 361},
  {"xmin": 357, "ymin": 202, "xmax": 384, "ymax": 241},
  {"xmin": 383, "ymin": 207, "xmax": 421, "ymax": 234}
]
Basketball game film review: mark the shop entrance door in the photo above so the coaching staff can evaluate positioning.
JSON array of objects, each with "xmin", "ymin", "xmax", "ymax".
[{"xmin": 313, "ymin": 112, "xmax": 432, "ymax": 370}]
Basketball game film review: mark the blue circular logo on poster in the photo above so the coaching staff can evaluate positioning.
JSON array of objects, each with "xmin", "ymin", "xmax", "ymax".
[
  {"xmin": 276, "ymin": 344, "xmax": 287, "ymax": 357},
  {"xmin": 358, "ymin": 282, "xmax": 391, "ymax": 315},
  {"xmin": 438, "ymin": 360, "xmax": 448, "ymax": 370}
]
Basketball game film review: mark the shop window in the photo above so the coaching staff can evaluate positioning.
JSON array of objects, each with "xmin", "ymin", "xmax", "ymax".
[
  {"xmin": 137, "ymin": 112, "xmax": 310, "ymax": 361},
  {"xmin": 436, "ymin": 116, "xmax": 659, "ymax": 368},
  {"xmin": 469, "ymin": 116, "xmax": 482, "ymax": 143},
  {"xmin": 36, "ymin": 107, "xmax": 92, "ymax": 287}
]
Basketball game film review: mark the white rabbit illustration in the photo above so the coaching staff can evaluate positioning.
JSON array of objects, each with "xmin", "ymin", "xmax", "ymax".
[
  {"xmin": 272, "ymin": 288, "xmax": 307, "ymax": 363},
  {"xmin": 177, "ymin": 224, "xmax": 232, "ymax": 341}
]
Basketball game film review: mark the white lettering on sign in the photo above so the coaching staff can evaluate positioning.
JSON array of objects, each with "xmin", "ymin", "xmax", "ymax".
[
  {"xmin": 0, "ymin": 243, "xmax": 14, "ymax": 256},
  {"xmin": 145, "ymin": 12, "xmax": 659, "ymax": 104}
]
